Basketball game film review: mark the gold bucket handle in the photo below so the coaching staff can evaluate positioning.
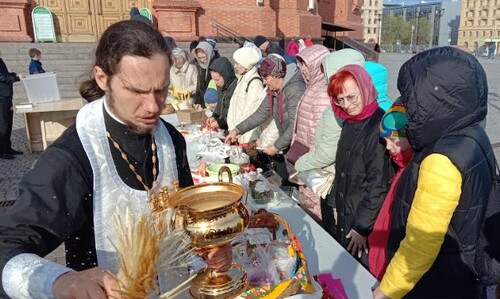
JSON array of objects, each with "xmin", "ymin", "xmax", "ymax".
[{"xmin": 218, "ymin": 166, "xmax": 233, "ymax": 183}]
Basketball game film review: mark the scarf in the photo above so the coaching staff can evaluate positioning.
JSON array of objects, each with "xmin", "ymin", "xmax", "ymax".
[
  {"xmin": 368, "ymin": 147, "xmax": 414, "ymax": 280},
  {"xmin": 330, "ymin": 64, "xmax": 378, "ymax": 124}
]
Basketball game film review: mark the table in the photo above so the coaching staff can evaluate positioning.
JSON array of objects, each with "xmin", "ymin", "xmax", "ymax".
[
  {"xmin": 15, "ymin": 98, "xmax": 85, "ymax": 153},
  {"xmin": 247, "ymin": 181, "xmax": 378, "ymax": 298},
  {"xmin": 166, "ymin": 116, "xmax": 378, "ymax": 297}
]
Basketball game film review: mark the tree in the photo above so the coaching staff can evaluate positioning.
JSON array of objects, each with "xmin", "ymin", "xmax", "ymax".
[
  {"xmin": 381, "ymin": 14, "xmax": 432, "ymax": 45},
  {"xmin": 415, "ymin": 17, "xmax": 432, "ymax": 45},
  {"xmin": 381, "ymin": 15, "xmax": 412, "ymax": 44}
]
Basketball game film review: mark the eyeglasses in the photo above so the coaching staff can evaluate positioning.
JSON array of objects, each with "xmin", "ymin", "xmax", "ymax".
[{"xmin": 333, "ymin": 93, "xmax": 359, "ymax": 106}]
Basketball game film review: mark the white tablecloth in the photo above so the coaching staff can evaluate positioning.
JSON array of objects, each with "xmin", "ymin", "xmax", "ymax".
[
  {"xmin": 247, "ymin": 182, "xmax": 378, "ymax": 298},
  {"xmin": 161, "ymin": 113, "xmax": 378, "ymax": 297}
]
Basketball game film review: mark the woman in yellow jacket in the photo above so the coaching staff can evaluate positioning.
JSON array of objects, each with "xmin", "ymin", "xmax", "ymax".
[{"xmin": 373, "ymin": 47, "xmax": 493, "ymax": 298}]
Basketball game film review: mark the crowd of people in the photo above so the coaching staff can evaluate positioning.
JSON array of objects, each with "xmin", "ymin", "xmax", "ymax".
[{"xmin": 0, "ymin": 18, "xmax": 498, "ymax": 299}]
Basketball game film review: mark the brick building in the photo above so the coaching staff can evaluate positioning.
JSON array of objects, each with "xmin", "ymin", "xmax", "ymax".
[
  {"xmin": 361, "ymin": 0, "xmax": 383, "ymax": 43},
  {"xmin": 0, "ymin": 0, "xmax": 363, "ymax": 42},
  {"xmin": 458, "ymin": 0, "xmax": 499, "ymax": 53}
]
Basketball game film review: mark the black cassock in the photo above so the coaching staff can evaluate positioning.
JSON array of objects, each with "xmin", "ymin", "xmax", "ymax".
[{"xmin": 0, "ymin": 107, "xmax": 193, "ymax": 297}]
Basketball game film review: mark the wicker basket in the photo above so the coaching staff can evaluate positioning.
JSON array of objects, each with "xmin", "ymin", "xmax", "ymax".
[{"xmin": 239, "ymin": 214, "xmax": 315, "ymax": 299}]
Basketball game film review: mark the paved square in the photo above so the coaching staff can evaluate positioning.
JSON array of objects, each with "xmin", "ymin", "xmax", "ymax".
[{"xmin": 1, "ymin": 52, "xmax": 499, "ymax": 265}]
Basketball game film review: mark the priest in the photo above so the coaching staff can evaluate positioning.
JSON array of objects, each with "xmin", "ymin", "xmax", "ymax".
[{"xmin": 0, "ymin": 20, "xmax": 231, "ymax": 298}]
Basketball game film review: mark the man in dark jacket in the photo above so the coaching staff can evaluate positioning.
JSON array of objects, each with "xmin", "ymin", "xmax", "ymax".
[
  {"xmin": 374, "ymin": 47, "xmax": 493, "ymax": 299},
  {"xmin": 254, "ymin": 35, "xmax": 285, "ymax": 57},
  {"xmin": 0, "ymin": 56, "xmax": 22, "ymax": 159},
  {"xmin": 206, "ymin": 57, "xmax": 237, "ymax": 131},
  {"xmin": 254, "ymin": 35, "xmax": 297, "ymax": 64},
  {"xmin": 226, "ymin": 54, "xmax": 306, "ymax": 181}
]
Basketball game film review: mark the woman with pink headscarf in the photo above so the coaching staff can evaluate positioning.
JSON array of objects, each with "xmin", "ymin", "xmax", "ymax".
[{"xmin": 326, "ymin": 65, "xmax": 393, "ymax": 266}]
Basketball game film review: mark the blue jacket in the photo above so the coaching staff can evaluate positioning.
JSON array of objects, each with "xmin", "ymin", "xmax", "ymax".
[
  {"xmin": 365, "ymin": 61, "xmax": 392, "ymax": 111},
  {"xmin": 28, "ymin": 59, "xmax": 45, "ymax": 75}
]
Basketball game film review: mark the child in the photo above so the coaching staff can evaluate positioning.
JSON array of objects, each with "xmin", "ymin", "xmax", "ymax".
[
  {"xmin": 28, "ymin": 48, "xmax": 45, "ymax": 75},
  {"xmin": 368, "ymin": 101, "xmax": 413, "ymax": 280},
  {"xmin": 203, "ymin": 79, "xmax": 218, "ymax": 112}
]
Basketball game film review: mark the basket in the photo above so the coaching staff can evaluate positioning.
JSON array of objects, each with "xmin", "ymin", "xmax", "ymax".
[{"xmin": 239, "ymin": 214, "xmax": 315, "ymax": 299}]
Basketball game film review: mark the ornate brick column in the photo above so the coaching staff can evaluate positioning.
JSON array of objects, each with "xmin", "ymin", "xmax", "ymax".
[
  {"xmin": 0, "ymin": 0, "xmax": 33, "ymax": 42},
  {"xmin": 153, "ymin": 0, "xmax": 201, "ymax": 42}
]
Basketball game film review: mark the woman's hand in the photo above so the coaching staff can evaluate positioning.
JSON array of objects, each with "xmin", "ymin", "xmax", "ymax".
[
  {"xmin": 206, "ymin": 117, "xmax": 219, "ymax": 129},
  {"xmin": 198, "ymin": 243, "xmax": 233, "ymax": 272},
  {"xmin": 346, "ymin": 229, "xmax": 368, "ymax": 258},
  {"xmin": 225, "ymin": 130, "xmax": 238, "ymax": 144}
]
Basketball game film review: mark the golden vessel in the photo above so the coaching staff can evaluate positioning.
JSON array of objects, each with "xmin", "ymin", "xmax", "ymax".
[{"xmin": 169, "ymin": 167, "xmax": 250, "ymax": 298}]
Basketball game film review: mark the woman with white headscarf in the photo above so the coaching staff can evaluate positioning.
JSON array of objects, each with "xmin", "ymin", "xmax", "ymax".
[
  {"xmin": 169, "ymin": 48, "xmax": 198, "ymax": 96},
  {"xmin": 226, "ymin": 47, "xmax": 264, "ymax": 144}
]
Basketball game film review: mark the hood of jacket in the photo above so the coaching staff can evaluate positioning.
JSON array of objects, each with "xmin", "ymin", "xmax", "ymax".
[
  {"xmin": 293, "ymin": 45, "xmax": 330, "ymax": 148},
  {"xmin": 323, "ymin": 49, "xmax": 365, "ymax": 84},
  {"xmin": 365, "ymin": 61, "xmax": 392, "ymax": 111},
  {"xmin": 130, "ymin": 7, "xmax": 140, "ymax": 17},
  {"xmin": 209, "ymin": 57, "xmax": 237, "ymax": 91},
  {"xmin": 195, "ymin": 41, "xmax": 214, "ymax": 69},
  {"xmin": 397, "ymin": 46, "xmax": 488, "ymax": 151},
  {"xmin": 281, "ymin": 63, "xmax": 301, "ymax": 91},
  {"xmin": 296, "ymin": 44, "xmax": 330, "ymax": 88}
]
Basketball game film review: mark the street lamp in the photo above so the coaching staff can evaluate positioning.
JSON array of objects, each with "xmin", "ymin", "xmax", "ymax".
[
  {"xmin": 433, "ymin": 8, "xmax": 445, "ymax": 47},
  {"xmin": 377, "ymin": 13, "xmax": 383, "ymax": 44},
  {"xmin": 411, "ymin": 24, "xmax": 415, "ymax": 52},
  {"xmin": 415, "ymin": 11, "xmax": 422, "ymax": 49}
]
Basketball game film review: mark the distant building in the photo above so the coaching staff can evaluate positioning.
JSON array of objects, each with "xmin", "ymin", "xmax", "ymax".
[
  {"xmin": 439, "ymin": 0, "xmax": 462, "ymax": 46},
  {"xmin": 383, "ymin": 2, "xmax": 449, "ymax": 46},
  {"xmin": 458, "ymin": 0, "xmax": 499, "ymax": 52},
  {"xmin": 362, "ymin": 0, "xmax": 384, "ymax": 43}
]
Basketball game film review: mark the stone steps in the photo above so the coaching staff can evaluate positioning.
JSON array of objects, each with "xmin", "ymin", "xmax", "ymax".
[{"xmin": 1, "ymin": 41, "xmax": 240, "ymax": 101}]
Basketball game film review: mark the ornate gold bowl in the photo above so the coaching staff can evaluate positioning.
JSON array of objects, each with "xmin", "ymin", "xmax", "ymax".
[{"xmin": 169, "ymin": 167, "xmax": 250, "ymax": 298}]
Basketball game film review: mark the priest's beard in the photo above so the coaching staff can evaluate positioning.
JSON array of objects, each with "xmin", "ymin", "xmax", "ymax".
[{"xmin": 107, "ymin": 92, "xmax": 158, "ymax": 135}]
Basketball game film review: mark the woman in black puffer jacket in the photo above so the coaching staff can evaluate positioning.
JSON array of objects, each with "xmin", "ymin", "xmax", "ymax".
[{"xmin": 326, "ymin": 64, "xmax": 393, "ymax": 266}]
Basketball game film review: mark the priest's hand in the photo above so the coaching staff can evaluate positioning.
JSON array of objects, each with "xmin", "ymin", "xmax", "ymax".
[
  {"xmin": 346, "ymin": 229, "xmax": 368, "ymax": 258},
  {"xmin": 225, "ymin": 130, "xmax": 238, "ymax": 144},
  {"xmin": 198, "ymin": 243, "xmax": 233, "ymax": 272},
  {"xmin": 373, "ymin": 287, "xmax": 391, "ymax": 299},
  {"xmin": 53, "ymin": 268, "xmax": 121, "ymax": 299}
]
